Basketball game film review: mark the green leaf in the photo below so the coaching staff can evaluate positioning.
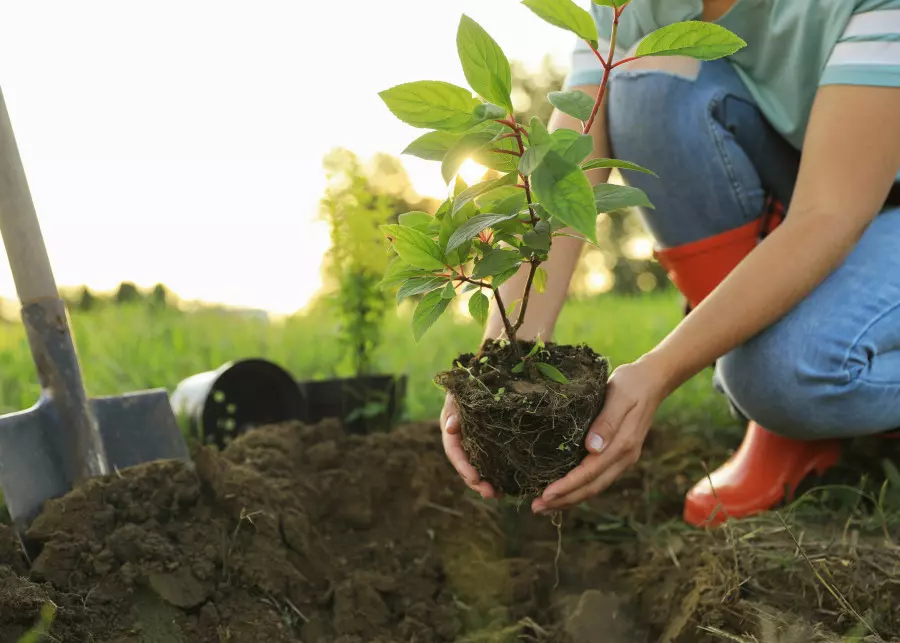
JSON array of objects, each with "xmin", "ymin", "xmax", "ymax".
[
  {"xmin": 519, "ymin": 117, "xmax": 553, "ymax": 176},
  {"xmin": 523, "ymin": 221, "xmax": 551, "ymax": 252},
  {"xmin": 493, "ymin": 266, "xmax": 520, "ymax": 288},
  {"xmin": 505, "ymin": 298, "xmax": 520, "ymax": 317},
  {"xmin": 441, "ymin": 130, "xmax": 497, "ymax": 184},
  {"xmin": 547, "ymin": 90, "xmax": 595, "ymax": 122},
  {"xmin": 472, "ymin": 136, "xmax": 520, "ymax": 173},
  {"xmin": 511, "ymin": 360, "xmax": 525, "ymax": 374},
  {"xmin": 398, "ymin": 211, "xmax": 434, "ymax": 232},
  {"xmin": 534, "ymin": 267, "xmax": 548, "ymax": 293},
  {"xmin": 634, "ymin": 21, "xmax": 747, "ymax": 61},
  {"xmin": 529, "ymin": 117, "xmax": 552, "ymax": 146},
  {"xmin": 468, "ymin": 290, "xmax": 490, "ymax": 325},
  {"xmin": 473, "ymin": 248, "xmax": 522, "ymax": 279},
  {"xmin": 592, "ymin": 0, "xmax": 631, "ymax": 8},
  {"xmin": 537, "ymin": 362, "xmax": 569, "ymax": 384},
  {"xmin": 402, "ymin": 131, "xmax": 461, "ymax": 161},
  {"xmin": 412, "ymin": 289, "xmax": 451, "ymax": 341},
  {"xmin": 582, "ymin": 158, "xmax": 657, "ymax": 176},
  {"xmin": 593, "ymin": 183, "xmax": 654, "ymax": 213},
  {"xmin": 522, "ymin": 0, "xmax": 598, "ymax": 48},
  {"xmin": 473, "ymin": 103, "xmax": 508, "ymax": 123},
  {"xmin": 447, "ymin": 212, "xmax": 519, "ymax": 253},
  {"xmin": 457, "ymin": 15, "xmax": 514, "ymax": 112},
  {"xmin": 396, "ymin": 276, "xmax": 448, "ymax": 303},
  {"xmin": 452, "ymin": 171, "xmax": 518, "ymax": 216},
  {"xmin": 381, "ymin": 224, "xmax": 447, "ymax": 270},
  {"xmin": 380, "ymin": 257, "xmax": 434, "ymax": 289},
  {"xmin": 440, "ymin": 203, "xmax": 475, "ymax": 266},
  {"xmin": 531, "ymin": 151, "xmax": 598, "ymax": 243},
  {"xmin": 492, "ymin": 215, "xmax": 529, "ymax": 238},
  {"xmin": 441, "ymin": 281, "xmax": 457, "ymax": 299},
  {"xmin": 519, "ymin": 144, "xmax": 549, "ymax": 176},
  {"xmin": 379, "ymin": 80, "xmax": 481, "ymax": 131},
  {"xmin": 551, "ymin": 129, "xmax": 594, "ymax": 165},
  {"xmin": 477, "ymin": 187, "xmax": 526, "ymax": 215}
]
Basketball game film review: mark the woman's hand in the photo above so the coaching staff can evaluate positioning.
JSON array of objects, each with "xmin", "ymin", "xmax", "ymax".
[
  {"xmin": 440, "ymin": 393, "xmax": 499, "ymax": 499},
  {"xmin": 531, "ymin": 358, "xmax": 670, "ymax": 514}
]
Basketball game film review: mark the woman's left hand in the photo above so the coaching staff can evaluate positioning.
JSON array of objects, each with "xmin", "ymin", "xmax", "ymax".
[{"xmin": 531, "ymin": 357, "xmax": 671, "ymax": 514}]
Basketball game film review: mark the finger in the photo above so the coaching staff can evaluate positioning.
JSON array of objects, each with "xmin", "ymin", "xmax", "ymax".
[
  {"xmin": 538, "ymin": 404, "xmax": 640, "ymax": 503},
  {"xmin": 442, "ymin": 426, "xmax": 484, "ymax": 487},
  {"xmin": 584, "ymin": 387, "xmax": 635, "ymax": 456},
  {"xmin": 534, "ymin": 458, "xmax": 633, "ymax": 512},
  {"xmin": 444, "ymin": 411, "xmax": 462, "ymax": 436},
  {"xmin": 538, "ymin": 451, "xmax": 610, "ymax": 505},
  {"xmin": 440, "ymin": 395, "xmax": 457, "ymax": 428}
]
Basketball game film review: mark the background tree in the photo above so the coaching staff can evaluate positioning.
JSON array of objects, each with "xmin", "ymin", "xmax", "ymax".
[{"xmin": 115, "ymin": 281, "xmax": 141, "ymax": 305}]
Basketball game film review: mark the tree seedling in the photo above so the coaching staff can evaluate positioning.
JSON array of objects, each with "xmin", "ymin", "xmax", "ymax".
[
  {"xmin": 377, "ymin": 0, "xmax": 746, "ymax": 498},
  {"xmin": 378, "ymin": 0, "xmax": 745, "ymax": 353}
]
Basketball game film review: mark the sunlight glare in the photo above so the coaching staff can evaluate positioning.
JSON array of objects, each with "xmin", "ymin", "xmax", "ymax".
[
  {"xmin": 623, "ymin": 236, "xmax": 655, "ymax": 261},
  {"xmin": 458, "ymin": 159, "xmax": 489, "ymax": 185}
]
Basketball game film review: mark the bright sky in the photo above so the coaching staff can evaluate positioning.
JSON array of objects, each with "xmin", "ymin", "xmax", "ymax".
[{"xmin": 0, "ymin": 1, "xmax": 578, "ymax": 314}]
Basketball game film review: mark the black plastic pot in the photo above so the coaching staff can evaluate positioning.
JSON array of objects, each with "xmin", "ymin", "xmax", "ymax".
[
  {"xmin": 300, "ymin": 374, "xmax": 407, "ymax": 435},
  {"xmin": 171, "ymin": 358, "xmax": 308, "ymax": 449}
]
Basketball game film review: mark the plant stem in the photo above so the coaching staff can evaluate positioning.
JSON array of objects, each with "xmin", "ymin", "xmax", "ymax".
[
  {"xmin": 491, "ymin": 286, "xmax": 519, "ymax": 354},
  {"xmin": 582, "ymin": 7, "xmax": 622, "ymax": 135},
  {"xmin": 514, "ymin": 261, "xmax": 539, "ymax": 332}
]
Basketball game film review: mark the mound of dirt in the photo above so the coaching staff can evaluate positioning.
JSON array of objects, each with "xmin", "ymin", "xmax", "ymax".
[{"xmin": 0, "ymin": 420, "xmax": 647, "ymax": 643}]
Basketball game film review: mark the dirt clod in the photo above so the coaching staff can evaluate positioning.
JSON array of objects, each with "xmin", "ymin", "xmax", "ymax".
[{"xmin": 436, "ymin": 339, "xmax": 609, "ymax": 498}]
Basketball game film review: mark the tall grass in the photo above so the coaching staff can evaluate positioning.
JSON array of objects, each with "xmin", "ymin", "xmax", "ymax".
[{"xmin": 0, "ymin": 291, "xmax": 735, "ymax": 430}]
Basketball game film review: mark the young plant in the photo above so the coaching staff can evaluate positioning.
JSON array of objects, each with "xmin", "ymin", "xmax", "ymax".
[
  {"xmin": 378, "ymin": 1, "xmax": 745, "ymax": 356},
  {"xmin": 377, "ymin": 0, "xmax": 746, "ymax": 497}
]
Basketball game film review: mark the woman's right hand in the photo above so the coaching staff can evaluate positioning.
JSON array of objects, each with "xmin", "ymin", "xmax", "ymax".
[{"xmin": 439, "ymin": 393, "xmax": 498, "ymax": 499}]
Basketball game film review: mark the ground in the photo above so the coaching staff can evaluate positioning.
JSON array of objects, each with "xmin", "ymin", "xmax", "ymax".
[
  {"xmin": 2, "ymin": 417, "xmax": 900, "ymax": 642},
  {"xmin": 2, "ymin": 293, "xmax": 899, "ymax": 641}
]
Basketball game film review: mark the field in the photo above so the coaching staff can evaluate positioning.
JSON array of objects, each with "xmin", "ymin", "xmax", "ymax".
[
  {"xmin": 0, "ymin": 291, "xmax": 732, "ymax": 430},
  {"xmin": 2, "ymin": 292, "xmax": 900, "ymax": 642}
]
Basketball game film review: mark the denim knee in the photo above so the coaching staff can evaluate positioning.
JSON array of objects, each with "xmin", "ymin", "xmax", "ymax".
[
  {"xmin": 605, "ymin": 60, "xmax": 769, "ymax": 247},
  {"xmin": 716, "ymin": 325, "xmax": 863, "ymax": 440}
]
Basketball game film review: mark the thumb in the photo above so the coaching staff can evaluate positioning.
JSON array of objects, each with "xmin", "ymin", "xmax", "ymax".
[{"xmin": 584, "ymin": 391, "xmax": 632, "ymax": 455}]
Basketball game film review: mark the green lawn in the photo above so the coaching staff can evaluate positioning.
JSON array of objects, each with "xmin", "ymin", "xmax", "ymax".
[{"xmin": 0, "ymin": 291, "xmax": 736, "ymax": 433}]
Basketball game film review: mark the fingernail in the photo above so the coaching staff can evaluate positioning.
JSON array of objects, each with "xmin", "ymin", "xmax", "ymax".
[
  {"xmin": 588, "ymin": 433, "xmax": 605, "ymax": 452},
  {"xmin": 544, "ymin": 493, "xmax": 557, "ymax": 502},
  {"xmin": 446, "ymin": 415, "xmax": 458, "ymax": 430}
]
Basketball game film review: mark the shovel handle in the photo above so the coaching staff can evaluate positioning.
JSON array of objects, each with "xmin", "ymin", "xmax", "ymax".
[{"xmin": 0, "ymin": 86, "xmax": 60, "ymax": 305}]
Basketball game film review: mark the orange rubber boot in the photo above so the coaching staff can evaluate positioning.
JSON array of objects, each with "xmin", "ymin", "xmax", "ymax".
[{"xmin": 654, "ymin": 209, "xmax": 843, "ymax": 527}]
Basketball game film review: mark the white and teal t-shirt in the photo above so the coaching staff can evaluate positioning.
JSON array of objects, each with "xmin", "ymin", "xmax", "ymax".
[{"xmin": 565, "ymin": 0, "xmax": 900, "ymax": 151}]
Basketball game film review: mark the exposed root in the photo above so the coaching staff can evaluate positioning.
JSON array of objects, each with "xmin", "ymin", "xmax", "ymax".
[{"xmin": 435, "ymin": 339, "xmax": 609, "ymax": 499}]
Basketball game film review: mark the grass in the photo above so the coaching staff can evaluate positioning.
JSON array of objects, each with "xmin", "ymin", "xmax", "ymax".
[
  {"xmin": 3, "ymin": 290, "xmax": 900, "ymax": 641},
  {"xmin": 0, "ymin": 290, "xmax": 736, "ymax": 434}
]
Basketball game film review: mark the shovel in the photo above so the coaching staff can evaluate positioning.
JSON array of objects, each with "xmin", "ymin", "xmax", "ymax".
[{"xmin": 0, "ymin": 86, "xmax": 189, "ymax": 552}]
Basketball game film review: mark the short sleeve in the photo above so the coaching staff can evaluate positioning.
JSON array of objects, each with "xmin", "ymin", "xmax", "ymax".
[{"xmin": 819, "ymin": 7, "xmax": 900, "ymax": 88}]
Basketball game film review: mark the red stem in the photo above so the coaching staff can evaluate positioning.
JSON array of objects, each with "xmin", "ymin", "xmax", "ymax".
[
  {"xmin": 491, "ymin": 148, "xmax": 522, "ymax": 157},
  {"xmin": 582, "ymin": 8, "xmax": 621, "ymax": 134},
  {"xmin": 587, "ymin": 40, "xmax": 607, "ymax": 67},
  {"xmin": 611, "ymin": 56, "xmax": 640, "ymax": 69}
]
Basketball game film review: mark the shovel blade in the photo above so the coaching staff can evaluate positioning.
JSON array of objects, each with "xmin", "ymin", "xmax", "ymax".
[
  {"xmin": 93, "ymin": 389, "xmax": 190, "ymax": 471},
  {"xmin": 0, "ymin": 388, "xmax": 189, "ymax": 540}
]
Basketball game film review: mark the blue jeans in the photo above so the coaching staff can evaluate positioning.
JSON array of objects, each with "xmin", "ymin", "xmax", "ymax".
[{"xmin": 606, "ymin": 59, "xmax": 900, "ymax": 440}]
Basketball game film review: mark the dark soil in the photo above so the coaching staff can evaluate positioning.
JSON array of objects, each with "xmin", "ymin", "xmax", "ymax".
[
  {"xmin": 0, "ymin": 419, "xmax": 647, "ymax": 643},
  {"xmin": 2, "ymin": 417, "xmax": 900, "ymax": 643},
  {"xmin": 435, "ymin": 339, "xmax": 609, "ymax": 498}
]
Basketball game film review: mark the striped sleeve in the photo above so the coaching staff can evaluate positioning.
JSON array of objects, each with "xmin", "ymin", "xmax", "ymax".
[{"xmin": 820, "ymin": 7, "xmax": 900, "ymax": 87}]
